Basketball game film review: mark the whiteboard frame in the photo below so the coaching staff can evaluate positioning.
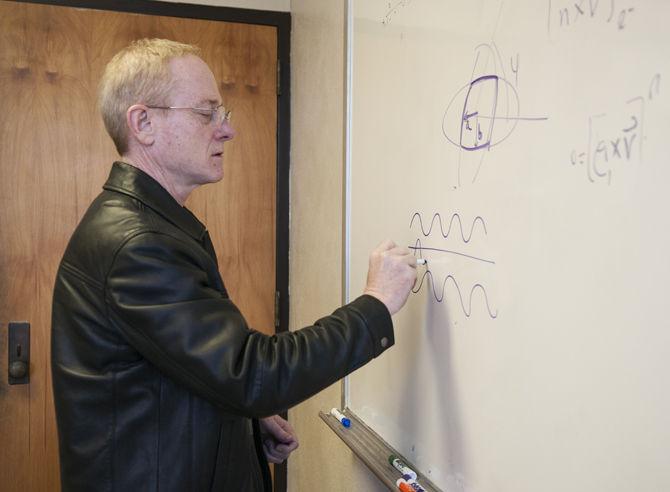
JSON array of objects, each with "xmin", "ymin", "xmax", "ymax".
[{"xmin": 341, "ymin": 0, "xmax": 353, "ymax": 410}]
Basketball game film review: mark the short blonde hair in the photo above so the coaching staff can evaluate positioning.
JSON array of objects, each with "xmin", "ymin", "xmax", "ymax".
[{"xmin": 98, "ymin": 38, "xmax": 201, "ymax": 154}]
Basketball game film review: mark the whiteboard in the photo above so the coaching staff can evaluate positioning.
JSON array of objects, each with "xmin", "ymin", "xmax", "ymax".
[{"xmin": 345, "ymin": 1, "xmax": 670, "ymax": 491}]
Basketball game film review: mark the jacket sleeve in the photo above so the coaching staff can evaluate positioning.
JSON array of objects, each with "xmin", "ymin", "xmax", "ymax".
[{"xmin": 105, "ymin": 231, "xmax": 394, "ymax": 417}]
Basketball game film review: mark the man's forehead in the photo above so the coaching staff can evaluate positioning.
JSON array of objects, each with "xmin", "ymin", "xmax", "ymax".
[{"xmin": 168, "ymin": 55, "xmax": 221, "ymax": 103}]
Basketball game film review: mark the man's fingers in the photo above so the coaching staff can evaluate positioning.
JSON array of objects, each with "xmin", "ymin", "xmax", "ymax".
[
  {"xmin": 375, "ymin": 239, "xmax": 397, "ymax": 252},
  {"xmin": 385, "ymin": 245, "xmax": 411, "ymax": 257},
  {"xmin": 277, "ymin": 441, "xmax": 299, "ymax": 454},
  {"xmin": 272, "ymin": 426, "xmax": 293, "ymax": 443},
  {"xmin": 383, "ymin": 246, "xmax": 417, "ymax": 268},
  {"xmin": 364, "ymin": 239, "xmax": 419, "ymax": 315},
  {"xmin": 268, "ymin": 415, "xmax": 298, "ymax": 444},
  {"xmin": 264, "ymin": 440, "xmax": 293, "ymax": 464},
  {"xmin": 261, "ymin": 415, "xmax": 291, "ymax": 443},
  {"xmin": 263, "ymin": 439, "xmax": 283, "ymax": 462},
  {"xmin": 261, "ymin": 415, "xmax": 299, "ymax": 463}
]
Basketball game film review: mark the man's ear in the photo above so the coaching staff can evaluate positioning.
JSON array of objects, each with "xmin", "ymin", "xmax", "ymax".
[{"xmin": 126, "ymin": 104, "xmax": 155, "ymax": 146}]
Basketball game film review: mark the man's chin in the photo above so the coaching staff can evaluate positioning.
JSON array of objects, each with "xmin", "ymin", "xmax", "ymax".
[
  {"xmin": 206, "ymin": 161, "xmax": 225, "ymax": 183},
  {"xmin": 194, "ymin": 173, "xmax": 223, "ymax": 188}
]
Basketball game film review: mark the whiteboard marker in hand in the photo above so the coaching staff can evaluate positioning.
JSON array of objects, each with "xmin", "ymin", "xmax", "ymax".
[
  {"xmin": 416, "ymin": 258, "xmax": 427, "ymax": 265},
  {"xmin": 330, "ymin": 408, "xmax": 351, "ymax": 428}
]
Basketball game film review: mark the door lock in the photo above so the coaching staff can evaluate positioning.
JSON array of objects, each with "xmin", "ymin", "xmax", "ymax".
[{"xmin": 8, "ymin": 322, "xmax": 30, "ymax": 385}]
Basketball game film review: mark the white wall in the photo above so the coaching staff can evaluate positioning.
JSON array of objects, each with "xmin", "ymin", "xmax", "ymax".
[{"xmin": 288, "ymin": 1, "xmax": 387, "ymax": 491}]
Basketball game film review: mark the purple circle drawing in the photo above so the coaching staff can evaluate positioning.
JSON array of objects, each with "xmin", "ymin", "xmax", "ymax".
[{"xmin": 442, "ymin": 74, "xmax": 521, "ymax": 151}]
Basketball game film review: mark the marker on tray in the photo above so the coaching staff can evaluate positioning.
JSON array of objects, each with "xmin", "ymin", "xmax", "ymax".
[
  {"xmin": 389, "ymin": 455, "xmax": 417, "ymax": 480},
  {"xmin": 396, "ymin": 478, "xmax": 414, "ymax": 492},
  {"xmin": 397, "ymin": 478, "xmax": 427, "ymax": 492},
  {"xmin": 330, "ymin": 408, "xmax": 351, "ymax": 428}
]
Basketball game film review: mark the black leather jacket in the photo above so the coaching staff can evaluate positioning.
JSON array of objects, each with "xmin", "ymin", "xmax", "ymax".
[{"xmin": 51, "ymin": 162, "xmax": 394, "ymax": 491}]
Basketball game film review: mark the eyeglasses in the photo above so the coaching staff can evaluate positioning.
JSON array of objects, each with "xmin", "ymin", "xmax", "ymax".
[{"xmin": 146, "ymin": 104, "xmax": 232, "ymax": 126}]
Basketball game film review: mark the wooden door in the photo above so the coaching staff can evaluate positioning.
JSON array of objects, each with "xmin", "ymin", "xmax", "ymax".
[{"xmin": 0, "ymin": 2, "xmax": 277, "ymax": 490}]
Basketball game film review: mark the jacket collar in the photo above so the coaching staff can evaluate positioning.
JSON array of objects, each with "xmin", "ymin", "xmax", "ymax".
[{"xmin": 103, "ymin": 161, "xmax": 207, "ymax": 241}]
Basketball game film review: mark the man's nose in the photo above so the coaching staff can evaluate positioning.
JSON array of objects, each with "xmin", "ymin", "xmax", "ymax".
[{"xmin": 215, "ymin": 121, "xmax": 235, "ymax": 141}]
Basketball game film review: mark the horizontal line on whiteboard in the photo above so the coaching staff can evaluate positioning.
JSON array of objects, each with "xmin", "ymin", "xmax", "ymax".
[
  {"xmin": 408, "ymin": 245, "xmax": 496, "ymax": 265},
  {"xmin": 471, "ymin": 114, "xmax": 549, "ymax": 121}
]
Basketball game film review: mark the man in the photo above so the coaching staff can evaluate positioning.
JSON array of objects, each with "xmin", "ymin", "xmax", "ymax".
[{"xmin": 51, "ymin": 38, "xmax": 417, "ymax": 491}]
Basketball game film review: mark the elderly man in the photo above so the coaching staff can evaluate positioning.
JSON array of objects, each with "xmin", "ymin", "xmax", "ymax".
[{"xmin": 51, "ymin": 38, "xmax": 417, "ymax": 491}]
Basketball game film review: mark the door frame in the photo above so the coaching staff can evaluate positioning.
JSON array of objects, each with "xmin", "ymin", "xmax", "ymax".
[{"xmin": 6, "ymin": 0, "xmax": 291, "ymax": 490}]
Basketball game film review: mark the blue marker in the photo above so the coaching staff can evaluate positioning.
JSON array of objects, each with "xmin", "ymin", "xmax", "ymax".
[{"xmin": 330, "ymin": 408, "xmax": 351, "ymax": 428}]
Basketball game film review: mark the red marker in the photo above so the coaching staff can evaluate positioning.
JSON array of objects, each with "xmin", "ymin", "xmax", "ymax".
[
  {"xmin": 397, "ymin": 479, "xmax": 414, "ymax": 492},
  {"xmin": 397, "ymin": 478, "xmax": 427, "ymax": 492}
]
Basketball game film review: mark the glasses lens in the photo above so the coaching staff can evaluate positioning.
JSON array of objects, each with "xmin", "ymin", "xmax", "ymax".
[{"xmin": 216, "ymin": 106, "xmax": 230, "ymax": 125}]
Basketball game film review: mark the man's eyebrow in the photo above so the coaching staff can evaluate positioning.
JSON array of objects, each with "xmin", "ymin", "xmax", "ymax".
[{"xmin": 196, "ymin": 98, "xmax": 221, "ymax": 108}]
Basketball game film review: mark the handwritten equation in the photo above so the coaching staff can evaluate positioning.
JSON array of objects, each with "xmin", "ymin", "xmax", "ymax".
[
  {"xmin": 569, "ymin": 73, "xmax": 661, "ymax": 185},
  {"xmin": 442, "ymin": 43, "xmax": 548, "ymax": 186},
  {"xmin": 382, "ymin": 0, "xmax": 414, "ymax": 26},
  {"xmin": 548, "ymin": 0, "xmax": 636, "ymax": 33}
]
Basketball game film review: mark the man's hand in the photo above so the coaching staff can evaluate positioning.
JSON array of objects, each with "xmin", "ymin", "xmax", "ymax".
[
  {"xmin": 363, "ymin": 240, "xmax": 418, "ymax": 315},
  {"xmin": 259, "ymin": 415, "xmax": 299, "ymax": 464}
]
